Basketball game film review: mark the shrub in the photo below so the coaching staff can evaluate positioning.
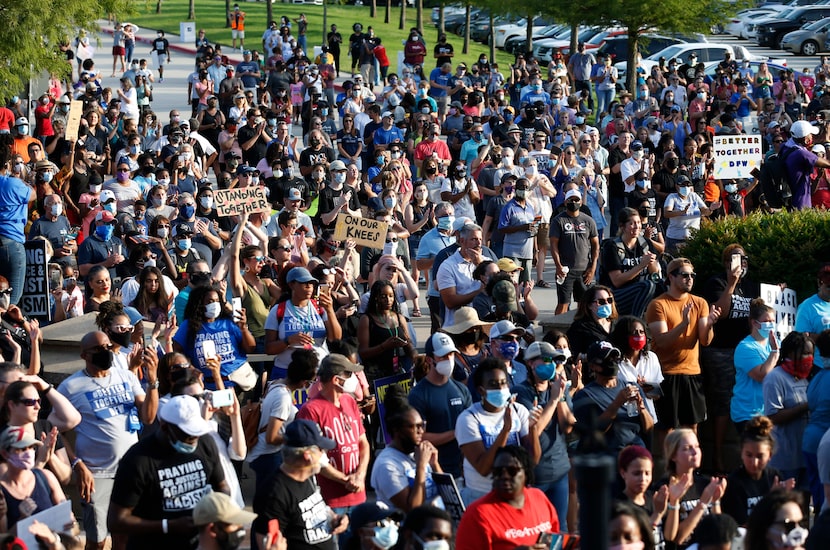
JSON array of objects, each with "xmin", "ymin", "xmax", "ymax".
[{"xmin": 680, "ymin": 209, "xmax": 830, "ymax": 301}]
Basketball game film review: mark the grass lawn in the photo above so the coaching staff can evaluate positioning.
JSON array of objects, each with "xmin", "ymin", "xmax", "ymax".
[{"xmin": 126, "ymin": 0, "xmax": 515, "ymax": 70}]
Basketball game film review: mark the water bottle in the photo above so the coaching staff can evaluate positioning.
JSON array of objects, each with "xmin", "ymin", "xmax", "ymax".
[
  {"xmin": 556, "ymin": 266, "xmax": 569, "ymax": 285},
  {"xmin": 624, "ymin": 385, "xmax": 639, "ymax": 417}
]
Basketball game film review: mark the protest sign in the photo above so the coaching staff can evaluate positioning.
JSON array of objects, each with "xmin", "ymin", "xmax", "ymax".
[
  {"xmin": 373, "ymin": 372, "xmax": 413, "ymax": 444},
  {"xmin": 21, "ymin": 240, "xmax": 51, "ymax": 321},
  {"xmin": 214, "ymin": 186, "xmax": 270, "ymax": 217},
  {"xmin": 760, "ymin": 283, "xmax": 797, "ymax": 343},
  {"xmin": 713, "ymin": 135, "xmax": 763, "ymax": 180},
  {"xmin": 16, "ymin": 500, "xmax": 72, "ymax": 549},
  {"xmin": 64, "ymin": 100, "xmax": 84, "ymax": 142},
  {"xmin": 334, "ymin": 214, "xmax": 388, "ymax": 249},
  {"xmin": 433, "ymin": 473, "xmax": 466, "ymax": 525}
]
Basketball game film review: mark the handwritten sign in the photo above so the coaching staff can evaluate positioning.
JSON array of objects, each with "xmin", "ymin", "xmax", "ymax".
[
  {"xmin": 214, "ymin": 186, "xmax": 270, "ymax": 217},
  {"xmin": 64, "ymin": 100, "xmax": 84, "ymax": 142},
  {"xmin": 433, "ymin": 473, "xmax": 465, "ymax": 525},
  {"xmin": 21, "ymin": 240, "xmax": 51, "ymax": 321},
  {"xmin": 760, "ymin": 283, "xmax": 797, "ymax": 343},
  {"xmin": 713, "ymin": 135, "xmax": 763, "ymax": 180},
  {"xmin": 373, "ymin": 372, "xmax": 413, "ymax": 444},
  {"xmin": 333, "ymin": 213, "xmax": 388, "ymax": 248}
]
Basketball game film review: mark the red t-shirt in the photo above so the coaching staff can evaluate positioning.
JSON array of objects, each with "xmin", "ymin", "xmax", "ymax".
[
  {"xmin": 0, "ymin": 107, "xmax": 15, "ymax": 132},
  {"xmin": 373, "ymin": 45, "xmax": 390, "ymax": 67},
  {"xmin": 414, "ymin": 139, "xmax": 451, "ymax": 163},
  {"xmin": 35, "ymin": 103, "xmax": 55, "ymax": 137},
  {"xmin": 296, "ymin": 394, "xmax": 366, "ymax": 508},
  {"xmin": 456, "ymin": 487, "xmax": 559, "ymax": 550}
]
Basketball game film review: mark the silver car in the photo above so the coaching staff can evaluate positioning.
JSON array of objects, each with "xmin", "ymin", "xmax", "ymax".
[{"xmin": 781, "ymin": 16, "xmax": 830, "ymax": 55}]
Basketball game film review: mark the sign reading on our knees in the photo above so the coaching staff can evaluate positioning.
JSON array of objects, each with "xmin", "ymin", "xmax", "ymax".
[
  {"xmin": 214, "ymin": 186, "xmax": 271, "ymax": 217},
  {"xmin": 333, "ymin": 213, "xmax": 388, "ymax": 248}
]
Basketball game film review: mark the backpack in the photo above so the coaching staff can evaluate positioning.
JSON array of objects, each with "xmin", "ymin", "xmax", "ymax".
[{"xmin": 759, "ymin": 147, "xmax": 794, "ymax": 210}]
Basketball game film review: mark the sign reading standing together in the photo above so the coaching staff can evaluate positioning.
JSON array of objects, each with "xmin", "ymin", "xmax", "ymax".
[{"xmin": 214, "ymin": 187, "xmax": 270, "ymax": 217}]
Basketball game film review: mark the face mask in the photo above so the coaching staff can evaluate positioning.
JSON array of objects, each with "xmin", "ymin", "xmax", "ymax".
[
  {"xmin": 535, "ymin": 361, "xmax": 556, "ymax": 381},
  {"xmin": 372, "ymin": 523, "xmax": 399, "ymax": 550},
  {"xmin": 91, "ymin": 349, "xmax": 114, "ymax": 370},
  {"xmin": 190, "ymin": 272, "xmax": 210, "ymax": 286},
  {"xmin": 463, "ymin": 122, "xmax": 473, "ymax": 130},
  {"xmin": 435, "ymin": 356, "xmax": 454, "ymax": 377},
  {"xmin": 597, "ymin": 303, "xmax": 613, "ymax": 319},
  {"xmin": 110, "ymin": 330, "xmax": 132, "ymax": 348},
  {"xmin": 333, "ymin": 172, "xmax": 346, "ymax": 185},
  {"xmin": 352, "ymin": 90, "xmax": 361, "ymax": 98},
  {"xmin": 575, "ymin": 116, "xmax": 585, "ymax": 125},
  {"xmin": 157, "ymin": 227, "xmax": 168, "ymax": 238},
  {"xmin": 384, "ymin": 197, "xmax": 396, "ymax": 210},
  {"xmin": 12, "ymin": 162, "xmax": 23, "ymax": 173},
  {"xmin": 180, "ymin": 204, "xmax": 195, "ymax": 218},
  {"xmin": 758, "ymin": 321, "xmax": 776, "ymax": 339},
  {"xmin": 484, "ymin": 387, "xmax": 511, "ymax": 409},
  {"xmin": 725, "ymin": 184, "xmax": 738, "ymax": 194},
  {"xmin": 599, "ymin": 359, "xmax": 620, "ymax": 377},
  {"xmin": 49, "ymin": 203, "xmax": 62, "ymax": 217},
  {"xmin": 40, "ymin": 170, "xmax": 55, "ymax": 183},
  {"xmin": 313, "ymin": 171, "xmax": 325, "ymax": 181},
  {"xmin": 96, "ymin": 224, "xmax": 114, "ymax": 241},
  {"xmin": 425, "ymin": 165, "xmax": 437, "ymax": 175},
  {"xmin": 215, "ymin": 527, "xmax": 246, "ymax": 550},
  {"xmin": 17, "ymin": 125, "xmax": 28, "ymax": 136},
  {"xmin": 7, "ymin": 450, "xmax": 35, "ymax": 471},
  {"xmin": 116, "ymin": 171, "xmax": 129, "ymax": 182},
  {"xmin": 177, "ymin": 238, "xmax": 192, "ymax": 251},
  {"xmin": 413, "ymin": 534, "xmax": 450, "ymax": 550},
  {"xmin": 515, "ymin": 189, "xmax": 527, "ymax": 200},
  {"xmin": 144, "ymin": 258, "xmax": 156, "ymax": 268},
  {"xmin": 102, "ymin": 202, "xmax": 117, "ymax": 215},
  {"xmin": 504, "ymin": 186, "xmax": 514, "ymax": 195},
  {"xmin": 130, "ymin": 145, "xmax": 141, "ymax": 155},
  {"xmin": 632, "ymin": 150, "xmax": 644, "ymax": 161},
  {"xmin": 200, "ymin": 197, "xmax": 214, "ymax": 210},
  {"xmin": 525, "ymin": 166, "xmax": 536, "ymax": 177},
  {"xmin": 267, "ymin": 118, "xmax": 277, "ymax": 127},
  {"xmin": 157, "ymin": 178, "xmax": 170, "ymax": 187},
  {"xmin": 170, "ymin": 437, "xmax": 198, "ymax": 454},
  {"xmin": 383, "ymin": 242, "xmax": 396, "ymax": 256},
  {"xmin": 273, "ymin": 169, "xmax": 284, "ymax": 179},
  {"xmin": 0, "ymin": 294, "xmax": 8, "ymax": 310},
  {"xmin": 376, "ymin": 156, "xmax": 385, "ymax": 166},
  {"xmin": 180, "ymin": 152, "xmax": 192, "ymax": 162},
  {"xmin": 609, "ymin": 543, "xmax": 645, "ymax": 550},
  {"xmin": 629, "ymin": 335, "xmax": 647, "ymax": 351},
  {"xmin": 566, "ymin": 200, "xmax": 581, "ymax": 213},
  {"xmin": 473, "ymin": 132, "xmax": 483, "ymax": 141},
  {"xmin": 504, "ymin": 113, "xmax": 514, "ymax": 122},
  {"xmin": 678, "ymin": 186, "xmax": 690, "ymax": 197},
  {"xmin": 636, "ymin": 180, "xmax": 650, "ymax": 190},
  {"xmin": 498, "ymin": 341, "xmax": 519, "ymax": 360},
  {"xmin": 205, "ymin": 301, "xmax": 222, "ymax": 319},
  {"xmin": 341, "ymin": 374, "xmax": 359, "ymax": 393},
  {"xmin": 437, "ymin": 215, "xmax": 454, "ymax": 231}
]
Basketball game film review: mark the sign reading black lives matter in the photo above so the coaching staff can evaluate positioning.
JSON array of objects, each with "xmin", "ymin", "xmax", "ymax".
[
  {"xmin": 214, "ymin": 186, "xmax": 270, "ymax": 217},
  {"xmin": 21, "ymin": 240, "xmax": 51, "ymax": 321},
  {"xmin": 333, "ymin": 214, "xmax": 388, "ymax": 248}
]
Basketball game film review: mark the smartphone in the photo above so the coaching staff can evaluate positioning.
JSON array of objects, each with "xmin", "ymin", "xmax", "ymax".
[
  {"xmin": 750, "ymin": 167, "xmax": 761, "ymax": 179},
  {"xmin": 144, "ymin": 331, "xmax": 154, "ymax": 349},
  {"xmin": 731, "ymin": 253, "xmax": 741, "ymax": 271},
  {"xmin": 319, "ymin": 283, "xmax": 330, "ymax": 296},
  {"xmin": 49, "ymin": 269, "xmax": 62, "ymax": 292},
  {"xmin": 207, "ymin": 389, "xmax": 234, "ymax": 408},
  {"xmin": 549, "ymin": 145, "xmax": 562, "ymax": 156},
  {"xmin": 232, "ymin": 297, "xmax": 242, "ymax": 317},
  {"xmin": 313, "ymin": 285, "xmax": 321, "ymax": 300},
  {"xmin": 201, "ymin": 339, "xmax": 217, "ymax": 360},
  {"xmin": 537, "ymin": 532, "xmax": 554, "ymax": 546},
  {"xmin": 265, "ymin": 519, "xmax": 281, "ymax": 548}
]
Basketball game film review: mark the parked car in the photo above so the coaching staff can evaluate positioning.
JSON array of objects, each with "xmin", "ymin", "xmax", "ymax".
[
  {"xmin": 505, "ymin": 24, "xmax": 567, "ymax": 55},
  {"xmin": 726, "ymin": 9, "xmax": 778, "ymax": 39},
  {"xmin": 781, "ymin": 16, "xmax": 830, "ymax": 55},
  {"xmin": 444, "ymin": 8, "xmax": 486, "ymax": 34},
  {"xmin": 595, "ymin": 34, "xmax": 689, "ymax": 65},
  {"xmin": 494, "ymin": 16, "xmax": 555, "ymax": 49},
  {"xmin": 616, "ymin": 43, "xmax": 766, "ymax": 80},
  {"xmin": 432, "ymin": 4, "xmax": 465, "ymax": 27},
  {"xmin": 533, "ymin": 28, "xmax": 609, "ymax": 65},
  {"xmin": 755, "ymin": 5, "xmax": 830, "ymax": 47}
]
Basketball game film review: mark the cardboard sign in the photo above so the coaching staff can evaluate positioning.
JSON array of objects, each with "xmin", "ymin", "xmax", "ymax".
[
  {"xmin": 373, "ymin": 372, "xmax": 413, "ymax": 444},
  {"xmin": 214, "ymin": 186, "xmax": 270, "ymax": 217},
  {"xmin": 433, "ymin": 473, "xmax": 465, "ymax": 525},
  {"xmin": 64, "ymin": 100, "xmax": 84, "ymax": 142},
  {"xmin": 713, "ymin": 135, "xmax": 763, "ymax": 180},
  {"xmin": 761, "ymin": 283, "xmax": 797, "ymax": 343},
  {"xmin": 16, "ymin": 500, "xmax": 73, "ymax": 549},
  {"xmin": 21, "ymin": 240, "xmax": 51, "ymax": 321},
  {"xmin": 334, "ymin": 213, "xmax": 388, "ymax": 248}
]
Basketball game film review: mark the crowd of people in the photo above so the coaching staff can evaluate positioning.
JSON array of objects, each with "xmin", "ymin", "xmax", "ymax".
[{"xmin": 1, "ymin": 9, "xmax": 830, "ymax": 550}]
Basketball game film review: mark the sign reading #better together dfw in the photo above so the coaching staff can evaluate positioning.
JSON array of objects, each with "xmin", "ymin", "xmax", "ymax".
[{"xmin": 713, "ymin": 135, "xmax": 763, "ymax": 180}]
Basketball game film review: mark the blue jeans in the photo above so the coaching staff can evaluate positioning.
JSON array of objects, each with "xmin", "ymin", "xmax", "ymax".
[
  {"xmin": 805, "ymin": 451, "xmax": 824, "ymax": 511},
  {"xmin": 596, "ymin": 88, "xmax": 615, "ymax": 118},
  {"xmin": 536, "ymin": 475, "xmax": 570, "ymax": 532},
  {"xmin": 0, "ymin": 236, "xmax": 25, "ymax": 305}
]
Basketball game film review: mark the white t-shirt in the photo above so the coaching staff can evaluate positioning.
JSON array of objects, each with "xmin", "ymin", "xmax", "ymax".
[
  {"xmin": 440, "ymin": 177, "xmax": 478, "ymax": 221},
  {"xmin": 664, "ymin": 192, "xmax": 707, "ymax": 240},
  {"xmin": 617, "ymin": 351, "xmax": 664, "ymax": 423},
  {"xmin": 455, "ymin": 401, "xmax": 530, "ymax": 494},
  {"xmin": 247, "ymin": 383, "xmax": 297, "ymax": 463},
  {"xmin": 620, "ymin": 157, "xmax": 648, "ymax": 193},
  {"xmin": 371, "ymin": 446, "xmax": 441, "ymax": 509}
]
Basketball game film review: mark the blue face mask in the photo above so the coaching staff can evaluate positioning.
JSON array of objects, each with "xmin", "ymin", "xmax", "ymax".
[
  {"xmin": 498, "ymin": 341, "xmax": 519, "ymax": 360},
  {"xmin": 377, "ymin": 156, "xmax": 385, "ymax": 166},
  {"xmin": 95, "ymin": 224, "xmax": 114, "ymax": 241},
  {"xmin": 535, "ymin": 361, "xmax": 556, "ymax": 381},
  {"xmin": 758, "ymin": 321, "xmax": 776, "ymax": 339},
  {"xmin": 372, "ymin": 523, "xmax": 399, "ymax": 550},
  {"xmin": 180, "ymin": 204, "xmax": 195, "ymax": 218},
  {"xmin": 384, "ymin": 197, "xmax": 395, "ymax": 209},
  {"xmin": 597, "ymin": 303, "xmax": 613, "ymax": 319},
  {"xmin": 504, "ymin": 113, "xmax": 514, "ymax": 122},
  {"xmin": 170, "ymin": 437, "xmax": 198, "ymax": 454},
  {"xmin": 104, "ymin": 202, "xmax": 117, "ymax": 214},
  {"xmin": 437, "ymin": 215, "xmax": 454, "ymax": 231},
  {"xmin": 177, "ymin": 239, "xmax": 192, "ymax": 251},
  {"xmin": 725, "ymin": 184, "xmax": 738, "ymax": 194},
  {"xmin": 321, "ymin": 108, "xmax": 329, "ymax": 116},
  {"xmin": 484, "ymin": 387, "xmax": 511, "ymax": 409}
]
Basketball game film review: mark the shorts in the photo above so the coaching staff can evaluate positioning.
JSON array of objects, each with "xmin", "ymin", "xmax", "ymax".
[
  {"xmin": 112, "ymin": 46, "xmax": 125, "ymax": 56},
  {"xmin": 700, "ymin": 346, "xmax": 736, "ymax": 417},
  {"xmin": 232, "ymin": 29, "xmax": 245, "ymax": 39},
  {"xmin": 535, "ymin": 223, "xmax": 550, "ymax": 248},
  {"xmin": 154, "ymin": 52, "xmax": 166, "ymax": 66},
  {"xmin": 556, "ymin": 269, "xmax": 587, "ymax": 305},
  {"xmin": 82, "ymin": 475, "xmax": 116, "ymax": 543},
  {"xmin": 655, "ymin": 373, "xmax": 707, "ymax": 430}
]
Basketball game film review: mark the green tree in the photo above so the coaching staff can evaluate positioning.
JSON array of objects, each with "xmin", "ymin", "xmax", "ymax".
[{"xmin": 0, "ymin": 0, "xmax": 128, "ymax": 98}]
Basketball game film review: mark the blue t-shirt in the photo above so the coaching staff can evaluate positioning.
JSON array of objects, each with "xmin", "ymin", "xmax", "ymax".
[
  {"xmin": 0, "ymin": 175, "xmax": 31, "ymax": 242},
  {"xmin": 236, "ymin": 61, "xmax": 261, "ymax": 88},
  {"xmin": 804, "ymin": 368, "xmax": 830, "ymax": 455},
  {"xmin": 732, "ymin": 334, "xmax": 771, "ymax": 423},
  {"xmin": 416, "ymin": 228, "xmax": 456, "ymax": 298},
  {"xmin": 795, "ymin": 292, "xmax": 830, "ymax": 366},
  {"xmin": 428, "ymin": 68, "xmax": 450, "ymax": 98},
  {"xmin": 373, "ymin": 126, "xmax": 404, "ymax": 148},
  {"xmin": 174, "ymin": 317, "xmax": 247, "ymax": 390},
  {"xmin": 729, "ymin": 92, "xmax": 754, "ymax": 117}
]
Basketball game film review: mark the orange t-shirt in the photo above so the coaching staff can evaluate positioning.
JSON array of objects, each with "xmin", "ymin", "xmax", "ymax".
[{"xmin": 645, "ymin": 292, "xmax": 710, "ymax": 376}]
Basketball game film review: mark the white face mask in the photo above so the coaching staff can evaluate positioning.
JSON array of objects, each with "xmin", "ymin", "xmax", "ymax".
[
  {"xmin": 434, "ymin": 356, "xmax": 454, "ymax": 377},
  {"xmin": 340, "ymin": 373, "xmax": 359, "ymax": 394},
  {"xmin": 157, "ymin": 227, "xmax": 168, "ymax": 239},
  {"xmin": 413, "ymin": 534, "xmax": 450, "ymax": 550}
]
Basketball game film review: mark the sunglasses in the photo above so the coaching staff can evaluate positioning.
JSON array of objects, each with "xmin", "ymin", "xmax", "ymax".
[
  {"xmin": 673, "ymin": 271, "xmax": 697, "ymax": 279},
  {"xmin": 594, "ymin": 297, "xmax": 614, "ymax": 305},
  {"xmin": 276, "ymin": 246, "xmax": 292, "ymax": 252},
  {"xmin": 406, "ymin": 422, "xmax": 427, "ymax": 430},
  {"xmin": 111, "ymin": 324, "xmax": 134, "ymax": 333},
  {"xmin": 250, "ymin": 256, "xmax": 266, "ymax": 262},
  {"xmin": 0, "ymin": 289, "xmax": 11, "ymax": 296},
  {"xmin": 386, "ymin": 237, "xmax": 399, "ymax": 243},
  {"xmin": 17, "ymin": 398, "xmax": 41, "ymax": 407},
  {"xmin": 773, "ymin": 519, "xmax": 809, "ymax": 534},
  {"xmin": 492, "ymin": 465, "xmax": 522, "ymax": 477}
]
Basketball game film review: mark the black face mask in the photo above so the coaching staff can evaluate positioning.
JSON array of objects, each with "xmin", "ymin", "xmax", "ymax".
[
  {"xmin": 424, "ymin": 165, "xmax": 437, "ymax": 175},
  {"xmin": 310, "ymin": 137, "xmax": 321, "ymax": 147},
  {"xmin": 566, "ymin": 200, "xmax": 581, "ymax": 213},
  {"xmin": 215, "ymin": 527, "xmax": 246, "ymax": 550},
  {"xmin": 90, "ymin": 350, "xmax": 114, "ymax": 370},
  {"xmin": 665, "ymin": 158, "xmax": 679, "ymax": 170},
  {"xmin": 638, "ymin": 208, "xmax": 650, "ymax": 219},
  {"xmin": 462, "ymin": 122, "xmax": 473, "ymax": 130},
  {"xmin": 491, "ymin": 155, "xmax": 502, "ymax": 164},
  {"xmin": 109, "ymin": 331, "xmax": 132, "ymax": 349},
  {"xmin": 599, "ymin": 359, "xmax": 620, "ymax": 377},
  {"xmin": 455, "ymin": 329, "xmax": 480, "ymax": 346}
]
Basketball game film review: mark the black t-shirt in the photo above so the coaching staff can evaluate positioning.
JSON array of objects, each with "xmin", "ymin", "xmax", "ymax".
[
  {"xmin": 238, "ymin": 124, "xmax": 268, "ymax": 167},
  {"xmin": 317, "ymin": 185, "xmax": 359, "ymax": 230},
  {"xmin": 599, "ymin": 237, "xmax": 651, "ymax": 289},
  {"xmin": 111, "ymin": 433, "xmax": 224, "ymax": 550},
  {"xmin": 434, "ymin": 42, "xmax": 454, "ymax": 67},
  {"xmin": 652, "ymin": 169, "xmax": 677, "ymax": 201},
  {"xmin": 615, "ymin": 493, "xmax": 665, "ymax": 549},
  {"xmin": 299, "ymin": 146, "xmax": 335, "ymax": 172},
  {"xmin": 253, "ymin": 469, "xmax": 336, "ymax": 550},
  {"xmin": 608, "ymin": 147, "xmax": 628, "ymax": 198},
  {"xmin": 269, "ymin": 175, "xmax": 311, "ymax": 206},
  {"xmin": 654, "ymin": 473, "xmax": 710, "ymax": 550},
  {"xmin": 701, "ymin": 274, "xmax": 760, "ymax": 349},
  {"xmin": 721, "ymin": 465, "xmax": 782, "ymax": 526},
  {"xmin": 626, "ymin": 188, "xmax": 659, "ymax": 222}
]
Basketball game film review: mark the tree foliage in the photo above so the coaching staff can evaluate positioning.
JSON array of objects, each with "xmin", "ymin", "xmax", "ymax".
[{"xmin": 0, "ymin": 0, "xmax": 130, "ymax": 98}]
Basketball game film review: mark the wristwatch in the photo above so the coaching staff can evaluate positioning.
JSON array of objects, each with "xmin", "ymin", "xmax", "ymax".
[{"xmin": 148, "ymin": 379, "xmax": 160, "ymax": 390}]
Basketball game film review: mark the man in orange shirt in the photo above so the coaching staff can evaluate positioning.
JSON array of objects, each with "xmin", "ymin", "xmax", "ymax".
[
  {"xmin": 229, "ymin": 4, "xmax": 246, "ymax": 51},
  {"xmin": 11, "ymin": 118, "xmax": 39, "ymax": 163},
  {"xmin": 646, "ymin": 257, "xmax": 721, "ymax": 440}
]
